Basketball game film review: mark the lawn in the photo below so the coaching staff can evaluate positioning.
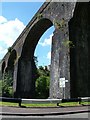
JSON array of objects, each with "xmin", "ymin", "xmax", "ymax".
[{"xmin": 0, "ymin": 101, "xmax": 90, "ymax": 107}]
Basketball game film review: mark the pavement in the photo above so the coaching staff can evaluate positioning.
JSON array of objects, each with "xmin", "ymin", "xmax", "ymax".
[{"xmin": 0, "ymin": 105, "xmax": 90, "ymax": 116}]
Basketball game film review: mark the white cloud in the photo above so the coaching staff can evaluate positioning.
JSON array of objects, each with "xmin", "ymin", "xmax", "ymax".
[
  {"xmin": 39, "ymin": 34, "xmax": 53, "ymax": 47},
  {"xmin": 0, "ymin": 16, "xmax": 25, "ymax": 47},
  {"xmin": 0, "ymin": 16, "xmax": 25, "ymax": 59},
  {"xmin": 0, "ymin": 16, "xmax": 7, "ymax": 24},
  {"xmin": 47, "ymin": 51, "xmax": 51, "ymax": 60},
  {"xmin": 0, "ymin": 46, "xmax": 8, "ymax": 59}
]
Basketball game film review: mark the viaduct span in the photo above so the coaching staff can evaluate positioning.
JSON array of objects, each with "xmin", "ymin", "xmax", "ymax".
[{"xmin": 0, "ymin": 1, "xmax": 90, "ymax": 99}]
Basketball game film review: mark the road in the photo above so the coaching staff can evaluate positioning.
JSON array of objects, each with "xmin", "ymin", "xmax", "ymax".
[
  {"xmin": 1, "ymin": 112, "xmax": 89, "ymax": 119},
  {"xmin": 0, "ymin": 105, "xmax": 90, "ymax": 119}
]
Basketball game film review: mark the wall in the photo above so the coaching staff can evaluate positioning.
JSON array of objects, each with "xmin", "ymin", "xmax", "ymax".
[{"xmin": 1, "ymin": 2, "xmax": 89, "ymax": 99}]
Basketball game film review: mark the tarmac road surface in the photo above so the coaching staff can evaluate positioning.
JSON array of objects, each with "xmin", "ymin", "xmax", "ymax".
[
  {"xmin": 1, "ymin": 112, "xmax": 89, "ymax": 119},
  {"xmin": 0, "ymin": 105, "xmax": 90, "ymax": 119}
]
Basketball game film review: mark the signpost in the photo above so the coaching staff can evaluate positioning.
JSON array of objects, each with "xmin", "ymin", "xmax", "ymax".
[
  {"xmin": 59, "ymin": 78, "xmax": 65, "ymax": 88},
  {"xmin": 59, "ymin": 78, "xmax": 68, "ymax": 99}
]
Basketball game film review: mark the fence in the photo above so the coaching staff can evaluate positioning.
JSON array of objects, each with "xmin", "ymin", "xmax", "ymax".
[{"xmin": 0, "ymin": 97, "xmax": 90, "ymax": 107}]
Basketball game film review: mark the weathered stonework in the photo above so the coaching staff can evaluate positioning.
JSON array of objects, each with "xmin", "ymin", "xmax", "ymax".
[
  {"xmin": 69, "ymin": 2, "xmax": 90, "ymax": 98},
  {"xmin": 0, "ymin": 1, "xmax": 90, "ymax": 99}
]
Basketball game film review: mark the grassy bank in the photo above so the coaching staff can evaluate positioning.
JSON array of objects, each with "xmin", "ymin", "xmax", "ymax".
[{"xmin": 0, "ymin": 101, "xmax": 90, "ymax": 107}]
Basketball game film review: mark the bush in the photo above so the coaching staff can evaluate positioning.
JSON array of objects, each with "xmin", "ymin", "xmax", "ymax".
[
  {"xmin": 1, "ymin": 73, "xmax": 13, "ymax": 97},
  {"xmin": 35, "ymin": 76, "xmax": 50, "ymax": 98},
  {"xmin": 35, "ymin": 66, "xmax": 50, "ymax": 99}
]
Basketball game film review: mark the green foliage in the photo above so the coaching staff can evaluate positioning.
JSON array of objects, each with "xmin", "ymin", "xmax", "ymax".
[
  {"xmin": 62, "ymin": 39, "xmax": 75, "ymax": 48},
  {"xmin": 0, "ymin": 80, "xmax": 2, "ymax": 96},
  {"xmin": 36, "ymin": 13, "xmax": 43, "ymax": 20},
  {"xmin": 53, "ymin": 19, "xmax": 65, "ymax": 29},
  {"xmin": 35, "ymin": 66, "xmax": 50, "ymax": 99},
  {"xmin": 1, "ymin": 73, "xmax": 13, "ymax": 97},
  {"xmin": 33, "ymin": 56, "xmax": 38, "ymax": 67},
  {"xmin": 35, "ymin": 76, "xmax": 50, "ymax": 98},
  {"xmin": 8, "ymin": 47, "xmax": 12, "ymax": 53},
  {"xmin": 38, "ymin": 66, "xmax": 50, "ymax": 76}
]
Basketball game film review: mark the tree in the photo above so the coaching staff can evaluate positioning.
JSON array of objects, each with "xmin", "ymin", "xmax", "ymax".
[
  {"xmin": 1, "ymin": 73, "xmax": 13, "ymax": 97},
  {"xmin": 33, "ymin": 56, "xmax": 38, "ymax": 67},
  {"xmin": 35, "ymin": 66, "xmax": 50, "ymax": 98}
]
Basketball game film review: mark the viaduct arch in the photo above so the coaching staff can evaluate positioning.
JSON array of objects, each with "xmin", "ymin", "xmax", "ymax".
[{"xmin": 0, "ymin": 2, "xmax": 90, "ymax": 99}]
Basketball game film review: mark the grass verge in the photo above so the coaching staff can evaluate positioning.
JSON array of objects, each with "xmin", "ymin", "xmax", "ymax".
[{"xmin": 0, "ymin": 101, "xmax": 90, "ymax": 107}]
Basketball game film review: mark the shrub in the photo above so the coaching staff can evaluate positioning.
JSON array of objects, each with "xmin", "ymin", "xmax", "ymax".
[
  {"xmin": 35, "ymin": 76, "xmax": 50, "ymax": 98},
  {"xmin": 1, "ymin": 73, "xmax": 13, "ymax": 97}
]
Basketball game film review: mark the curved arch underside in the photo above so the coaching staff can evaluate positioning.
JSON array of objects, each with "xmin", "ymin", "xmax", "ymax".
[
  {"xmin": 8, "ymin": 50, "xmax": 17, "ymax": 70},
  {"xmin": 21, "ymin": 18, "xmax": 53, "ymax": 59},
  {"xmin": 11, "ymin": 2, "xmax": 90, "ymax": 99},
  {"xmin": 16, "ymin": 18, "xmax": 53, "ymax": 98},
  {"xmin": 2, "ymin": 61, "xmax": 6, "ymax": 74},
  {"xmin": 6, "ymin": 50, "xmax": 17, "ymax": 82}
]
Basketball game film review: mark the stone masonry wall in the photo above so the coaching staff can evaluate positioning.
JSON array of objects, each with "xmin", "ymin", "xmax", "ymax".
[{"xmin": 1, "ymin": 2, "xmax": 89, "ymax": 99}]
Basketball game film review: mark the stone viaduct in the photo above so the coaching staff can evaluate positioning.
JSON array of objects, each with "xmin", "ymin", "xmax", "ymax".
[{"xmin": 0, "ymin": 1, "xmax": 90, "ymax": 99}]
